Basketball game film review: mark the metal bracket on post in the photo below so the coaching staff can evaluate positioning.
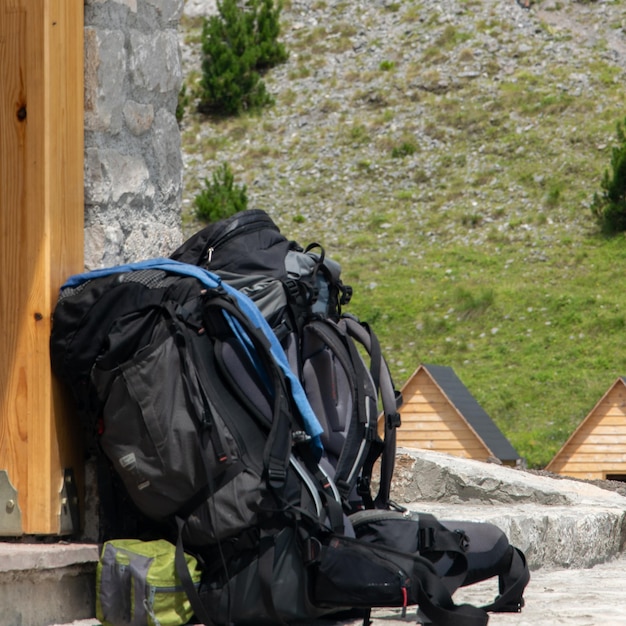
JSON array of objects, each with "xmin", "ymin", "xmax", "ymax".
[
  {"xmin": 0, "ymin": 470, "xmax": 23, "ymax": 536},
  {"xmin": 59, "ymin": 468, "xmax": 80, "ymax": 535}
]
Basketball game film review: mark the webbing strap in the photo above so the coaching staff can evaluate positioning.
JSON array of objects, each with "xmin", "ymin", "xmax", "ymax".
[
  {"xmin": 257, "ymin": 532, "xmax": 288, "ymax": 625},
  {"xmin": 414, "ymin": 564, "xmax": 490, "ymax": 626},
  {"xmin": 482, "ymin": 547, "xmax": 530, "ymax": 613},
  {"xmin": 174, "ymin": 517, "xmax": 215, "ymax": 626},
  {"xmin": 417, "ymin": 512, "xmax": 471, "ymax": 595}
]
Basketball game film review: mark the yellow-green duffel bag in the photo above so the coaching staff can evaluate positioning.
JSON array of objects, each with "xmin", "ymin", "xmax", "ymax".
[{"xmin": 96, "ymin": 538, "xmax": 202, "ymax": 626}]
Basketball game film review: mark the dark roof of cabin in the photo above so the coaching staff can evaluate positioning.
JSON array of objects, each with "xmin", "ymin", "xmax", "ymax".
[{"xmin": 422, "ymin": 363, "xmax": 520, "ymax": 462}]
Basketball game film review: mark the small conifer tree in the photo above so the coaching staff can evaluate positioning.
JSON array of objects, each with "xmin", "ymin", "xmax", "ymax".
[
  {"xmin": 253, "ymin": 0, "xmax": 289, "ymax": 70},
  {"xmin": 592, "ymin": 117, "xmax": 626, "ymax": 234},
  {"xmin": 198, "ymin": 0, "xmax": 265, "ymax": 115},
  {"xmin": 197, "ymin": 0, "xmax": 286, "ymax": 115},
  {"xmin": 194, "ymin": 163, "xmax": 248, "ymax": 223}
]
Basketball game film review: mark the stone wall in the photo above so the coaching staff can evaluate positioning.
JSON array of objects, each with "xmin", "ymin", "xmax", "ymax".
[{"xmin": 83, "ymin": 0, "xmax": 185, "ymax": 270}]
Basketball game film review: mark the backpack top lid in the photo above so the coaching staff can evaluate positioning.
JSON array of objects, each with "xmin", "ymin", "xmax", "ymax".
[
  {"xmin": 55, "ymin": 257, "xmax": 325, "ymax": 454},
  {"xmin": 172, "ymin": 210, "xmax": 353, "ymax": 322},
  {"xmin": 170, "ymin": 209, "xmax": 292, "ymax": 279}
]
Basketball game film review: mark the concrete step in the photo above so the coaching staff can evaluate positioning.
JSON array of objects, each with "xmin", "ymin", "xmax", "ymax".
[
  {"xmin": 47, "ymin": 556, "xmax": 626, "ymax": 626},
  {"xmin": 390, "ymin": 448, "xmax": 626, "ymax": 570},
  {"xmin": 0, "ymin": 542, "xmax": 99, "ymax": 626}
]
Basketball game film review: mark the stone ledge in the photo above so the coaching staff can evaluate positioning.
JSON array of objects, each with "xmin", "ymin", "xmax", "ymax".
[
  {"xmin": 0, "ymin": 542, "xmax": 99, "ymax": 573},
  {"xmin": 391, "ymin": 448, "xmax": 626, "ymax": 509},
  {"xmin": 404, "ymin": 502, "xmax": 626, "ymax": 570},
  {"xmin": 0, "ymin": 543, "xmax": 98, "ymax": 626}
]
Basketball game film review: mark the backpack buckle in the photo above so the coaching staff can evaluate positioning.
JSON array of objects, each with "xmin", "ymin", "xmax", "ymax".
[
  {"xmin": 356, "ymin": 475, "xmax": 370, "ymax": 496},
  {"xmin": 267, "ymin": 466, "xmax": 287, "ymax": 488},
  {"xmin": 386, "ymin": 411, "xmax": 401, "ymax": 429},
  {"xmin": 339, "ymin": 284, "xmax": 352, "ymax": 306},
  {"xmin": 454, "ymin": 529, "xmax": 470, "ymax": 551},
  {"xmin": 292, "ymin": 430, "xmax": 311, "ymax": 444},
  {"xmin": 419, "ymin": 527, "xmax": 435, "ymax": 551},
  {"xmin": 303, "ymin": 537, "xmax": 322, "ymax": 565}
]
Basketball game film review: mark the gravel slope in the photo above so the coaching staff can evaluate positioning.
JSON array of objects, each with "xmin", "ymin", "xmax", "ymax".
[{"xmin": 178, "ymin": 0, "xmax": 626, "ymax": 243}]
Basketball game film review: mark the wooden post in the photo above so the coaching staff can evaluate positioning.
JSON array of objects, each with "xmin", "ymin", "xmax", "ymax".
[{"xmin": 0, "ymin": 0, "xmax": 84, "ymax": 534}]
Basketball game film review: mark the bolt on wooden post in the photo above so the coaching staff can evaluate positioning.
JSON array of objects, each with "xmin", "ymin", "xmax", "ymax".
[{"xmin": 0, "ymin": 0, "xmax": 84, "ymax": 535}]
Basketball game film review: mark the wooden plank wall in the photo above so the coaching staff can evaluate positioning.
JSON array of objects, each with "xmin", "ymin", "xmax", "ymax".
[
  {"xmin": 0, "ymin": 0, "xmax": 84, "ymax": 534},
  {"xmin": 393, "ymin": 371, "xmax": 492, "ymax": 461},
  {"xmin": 547, "ymin": 383, "xmax": 626, "ymax": 480}
]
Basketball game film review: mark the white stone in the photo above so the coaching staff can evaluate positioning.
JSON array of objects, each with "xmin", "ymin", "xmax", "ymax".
[
  {"xmin": 183, "ymin": 0, "xmax": 218, "ymax": 18},
  {"xmin": 146, "ymin": 0, "xmax": 185, "ymax": 21},
  {"xmin": 90, "ymin": 29, "xmax": 127, "ymax": 134}
]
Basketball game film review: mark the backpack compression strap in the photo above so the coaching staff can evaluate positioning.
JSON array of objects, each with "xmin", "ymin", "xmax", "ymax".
[
  {"xmin": 174, "ymin": 517, "xmax": 216, "ymax": 626},
  {"xmin": 482, "ymin": 547, "xmax": 529, "ymax": 613}
]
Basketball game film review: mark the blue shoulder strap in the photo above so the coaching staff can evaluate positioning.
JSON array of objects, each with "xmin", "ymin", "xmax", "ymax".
[{"xmin": 61, "ymin": 258, "xmax": 324, "ymax": 452}]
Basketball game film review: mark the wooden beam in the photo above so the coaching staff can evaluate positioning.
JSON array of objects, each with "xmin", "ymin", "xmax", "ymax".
[{"xmin": 0, "ymin": 0, "xmax": 84, "ymax": 534}]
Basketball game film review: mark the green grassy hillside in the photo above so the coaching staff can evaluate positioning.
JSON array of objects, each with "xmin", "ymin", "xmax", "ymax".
[{"xmin": 179, "ymin": 0, "xmax": 626, "ymax": 467}]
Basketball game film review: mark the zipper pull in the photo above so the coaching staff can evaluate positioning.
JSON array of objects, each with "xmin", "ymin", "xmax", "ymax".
[
  {"xmin": 401, "ymin": 579, "xmax": 409, "ymax": 618},
  {"xmin": 206, "ymin": 247, "xmax": 214, "ymax": 265}
]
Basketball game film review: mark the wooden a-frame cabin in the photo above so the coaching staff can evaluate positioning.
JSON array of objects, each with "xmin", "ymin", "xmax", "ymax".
[
  {"xmin": 546, "ymin": 377, "xmax": 626, "ymax": 480},
  {"xmin": 387, "ymin": 364, "xmax": 521, "ymax": 466}
]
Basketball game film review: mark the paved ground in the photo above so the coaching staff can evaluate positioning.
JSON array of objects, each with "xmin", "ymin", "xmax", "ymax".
[{"xmin": 320, "ymin": 554, "xmax": 626, "ymax": 626}]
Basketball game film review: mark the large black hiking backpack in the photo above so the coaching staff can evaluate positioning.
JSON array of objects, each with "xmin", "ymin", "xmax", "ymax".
[
  {"xmin": 170, "ymin": 209, "xmax": 403, "ymax": 511},
  {"xmin": 50, "ymin": 259, "xmax": 338, "ymax": 624},
  {"xmin": 50, "ymin": 258, "xmax": 528, "ymax": 626}
]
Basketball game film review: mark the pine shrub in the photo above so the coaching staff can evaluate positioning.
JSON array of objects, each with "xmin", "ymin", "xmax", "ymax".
[
  {"xmin": 197, "ymin": 0, "xmax": 286, "ymax": 115},
  {"xmin": 592, "ymin": 117, "xmax": 626, "ymax": 234},
  {"xmin": 194, "ymin": 163, "xmax": 248, "ymax": 223},
  {"xmin": 253, "ymin": 0, "xmax": 289, "ymax": 70}
]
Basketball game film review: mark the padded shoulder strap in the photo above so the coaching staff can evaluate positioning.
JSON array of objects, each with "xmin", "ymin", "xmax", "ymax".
[
  {"xmin": 305, "ymin": 319, "xmax": 373, "ymax": 504},
  {"xmin": 340, "ymin": 315, "xmax": 402, "ymax": 507}
]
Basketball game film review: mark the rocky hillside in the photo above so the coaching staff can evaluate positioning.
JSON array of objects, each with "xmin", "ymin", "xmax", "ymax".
[
  {"xmin": 177, "ymin": 0, "xmax": 626, "ymax": 467},
  {"xmin": 179, "ymin": 0, "xmax": 625, "ymax": 240}
]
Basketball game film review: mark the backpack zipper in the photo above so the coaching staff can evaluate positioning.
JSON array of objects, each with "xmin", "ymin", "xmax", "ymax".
[
  {"xmin": 202, "ymin": 216, "xmax": 278, "ymax": 267},
  {"xmin": 145, "ymin": 581, "xmax": 201, "ymax": 625}
]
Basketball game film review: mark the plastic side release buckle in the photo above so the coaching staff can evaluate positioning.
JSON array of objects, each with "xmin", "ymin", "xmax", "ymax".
[
  {"xmin": 387, "ymin": 411, "xmax": 401, "ymax": 429},
  {"xmin": 267, "ymin": 462, "xmax": 287, "ymax": 489},
  {"xmin": 356, "ymin": 475, "xmax": 370, "ymax": 497},
  {"xmin": 303, "ymin": 537, "xmax": 322, "ymax": 565},
  {"xmin": 454, "ymin": 529, "xmax": 471, "ymax": 551}
]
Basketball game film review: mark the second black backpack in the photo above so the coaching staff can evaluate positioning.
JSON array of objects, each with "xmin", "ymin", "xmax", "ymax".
[{"xmin": 170, "ymin": 209, "xmax": 403, "ymax": 512}]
